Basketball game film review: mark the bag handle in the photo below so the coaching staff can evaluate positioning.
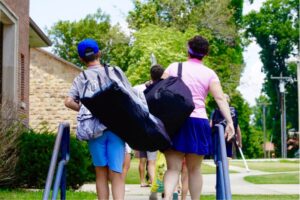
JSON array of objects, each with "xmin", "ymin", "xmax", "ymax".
[{"xmin": 177, "ymin": 62, "xmax": 182, "ymax": 78}]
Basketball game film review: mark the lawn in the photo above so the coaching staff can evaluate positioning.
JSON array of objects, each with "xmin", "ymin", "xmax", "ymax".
[
  {"xmin": 230, "ymin": 160, "xmax": 299, "ymax": 172},
  {"xmin": 0, "ymin": 190, "xmax": 298, "ymax": 200},
  {"xmin": 0, "ymin": 189, "xmax": 97, "ymax": 200},
  {"xmin": 244, "ymin": 172, "xmax": 300, "ymax": 184},
  {"xmin": 201, "ymin": 195, "xmax": 299, "ymax": 200},
  {"xmin": 125, "ymin": 159, "xmax": 228, "ymax": 184}
]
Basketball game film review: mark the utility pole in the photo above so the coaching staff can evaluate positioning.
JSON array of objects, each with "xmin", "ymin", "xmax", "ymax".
[
  {"xmin": 297, "ymin": 56, "xmax": 300, "ymax": 133},
  {"xmin": 271, "ymin": 73, "xmax": 294, "ymax": 158},
  {"xmin": 258, "ymin": 102, "xmax": 271, "ymax": 158}
]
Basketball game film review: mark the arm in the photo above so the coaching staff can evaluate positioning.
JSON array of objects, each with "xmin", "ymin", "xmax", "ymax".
[
  {"xmin": 209, "ymin": 81, "xmax": 235, "ymax": 141},
  {"xmin": 209, "ymin": 110, "xmax": 215, "ymax": 128},
  {"xmin": 64, "ymin": 96, "xmax": 80, "ymax": 112}
]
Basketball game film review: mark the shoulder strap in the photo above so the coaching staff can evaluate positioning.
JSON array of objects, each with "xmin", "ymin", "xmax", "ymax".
[
  {"xmin": 177, "ymin": 62, "xmax": 182, "ymax": 78},
  {"xmin": 81, "ymin": 70, "xmax": 103, "ymax": 98},
  {"xmin": 104, "ymin": 64, "xmax": 111, "ymax": 79},
  {"xmin": 82, "ymin": 71, "xmax": 88, "ymax": 98},
  {"xmin": 82, "ymin": 71, "xmax": 87, "ymax": 80},
  {"xmin": 97, "ymin": 74, "xmax": 102, "ymax": 90},
  {"xmin": 113, "ymin": 67, "xmax": 124, "ymax": 82}
]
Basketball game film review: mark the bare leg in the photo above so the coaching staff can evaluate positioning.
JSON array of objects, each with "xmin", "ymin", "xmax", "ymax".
[
  {"xmin": 122, "ymin": 153, "xmax": 131, "ymax": 180},
  {"xmin": 147, "ymin": 160, "xmax": 156, "ymax": 184},
  {"xmin": 95, "ymin": 166, "xmax": 109, "ymax": 200},
  {"xmin": 139, "ymin": 158, "xmax": 147, "ymax": 186},
  {"xmin": 181, "ymin": 162, "xmax": 188, "ymax": 200},
  {"xmin": 163, "ymin": 150, "xmax": 185, "ymax": 200},
  {"xmin": 185, "ymin": 154, "xmax": 204, "ymax": 200},
  {"xmin": 109, "ymin": 170, "xmax": 125, "ymax": 200}
]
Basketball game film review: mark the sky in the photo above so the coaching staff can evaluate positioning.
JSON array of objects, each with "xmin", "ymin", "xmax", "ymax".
[{"xmin": 30, "ymin": 0, "xmax": 265, "ymax": 106}]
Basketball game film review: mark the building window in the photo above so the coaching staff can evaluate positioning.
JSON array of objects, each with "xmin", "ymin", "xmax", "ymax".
[{"xmin": 20, "ymin": 54, "xmax": 25, "ymax": 102}]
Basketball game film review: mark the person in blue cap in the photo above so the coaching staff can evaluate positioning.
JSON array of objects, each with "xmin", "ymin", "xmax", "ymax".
[{"xmin": 65, "ymin": 38, "xmax": 126, "ymax": 200}]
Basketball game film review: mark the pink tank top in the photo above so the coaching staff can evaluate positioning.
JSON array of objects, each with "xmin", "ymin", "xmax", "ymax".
[{"xmin": 165, "ymin": 58, "xmax": 220, "ymax": 119}]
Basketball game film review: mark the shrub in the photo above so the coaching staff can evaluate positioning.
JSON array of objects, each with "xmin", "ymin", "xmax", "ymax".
[
  {"xmin": 15, "ymin": 128, "xmax": 93, "ymax": 189},
  {"xmin": 0, "ymin": 102, "xmax": 25, "ymax": 187}
]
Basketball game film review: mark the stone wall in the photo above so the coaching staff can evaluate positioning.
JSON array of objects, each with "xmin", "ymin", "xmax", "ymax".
[{"xmin": 29, "ymin": 48, "xmax": 82, "ymax": 132}]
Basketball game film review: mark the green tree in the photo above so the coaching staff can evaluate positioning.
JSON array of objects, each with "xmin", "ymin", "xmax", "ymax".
[
  {"xmin": 244, "ymin": 0, "xmax": 299, "ymax": 157},
  {"xmin": 127, "ymin": 0, "xmax": 244, "ymax": 94},
  {"xmin": 128, "ymin": 0, "xmax": 240, "ymax": 43},
  {"xmin": 48, "ymin": 8, "xmax": 131, "ymax": 69}
]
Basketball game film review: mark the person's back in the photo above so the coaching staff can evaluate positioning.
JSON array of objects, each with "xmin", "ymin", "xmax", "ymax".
[
  {"xmin": 162, "ymin": 35, "xmax": 235, "ymax": 200},
  {"xmin": 210, "ymin": 94, "xmax": 242, "ymax": 158},
  {"xmin": 165, "ymin": 60, "xmax": 219, "ymax": 119},
  {"xmin": 65, "ymin": 38, "xmax": 125, "ymax": 200},
  {"xmin": 135, "ymin": 64, "xmax": 165, "ymax": 188}
]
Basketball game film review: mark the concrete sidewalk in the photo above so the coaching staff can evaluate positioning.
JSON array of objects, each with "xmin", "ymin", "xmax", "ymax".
[{"xmin": 79, "ymin": 163, "xmax": 300, "ymax": 199}]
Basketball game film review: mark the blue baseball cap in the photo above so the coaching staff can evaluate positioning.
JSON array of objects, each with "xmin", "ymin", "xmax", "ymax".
[{"xmin": 77, "ymin": 38, "xmax": 100, "ymax": 58}]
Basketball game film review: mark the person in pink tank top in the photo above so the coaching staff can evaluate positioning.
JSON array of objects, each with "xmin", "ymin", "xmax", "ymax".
[{"xmin": 162, "ymin": 36, "xmax": 235, "ymax": 200}]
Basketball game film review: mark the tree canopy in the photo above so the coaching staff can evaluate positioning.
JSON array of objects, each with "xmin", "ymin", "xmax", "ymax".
[
  {"xmin": 244, "ymin": 0, "xmax": 299, "ymax": 157},
  {"xmin": 47, "ymin": 0, "xmax": 273, "ymax": 158},
  {"xmin": 48, "ymin": 8, "xmax": 131, "ymax": 70}
]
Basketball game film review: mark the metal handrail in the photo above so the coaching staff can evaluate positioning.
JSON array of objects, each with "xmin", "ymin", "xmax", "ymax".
[
  {"xmin": 43, "ymin": 122, "xmax": 70, "ymax": 200},
  {"xmin": 214, "ymin": 124, "xmax": 232, "ymax": 200}
]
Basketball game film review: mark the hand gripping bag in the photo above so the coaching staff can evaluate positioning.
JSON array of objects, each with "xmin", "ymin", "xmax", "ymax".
[
  {"xmin": 144, "ymin": 63, "xmax": 195, "ymax": 138},
  {"xmin": 80, "ymin": 65, "xmax": 171, "ymax": 151}
]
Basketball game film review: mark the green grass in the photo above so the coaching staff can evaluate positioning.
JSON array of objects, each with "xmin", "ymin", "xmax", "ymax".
[
  {"xmin": 201, "ymin": 195, "xmax": 299, "ymax": 200},
  {"xmin": 230, "ymin": 161, "xmax": 299, "ymax": 172},
  {"xmin": 0, "ymin": 190, "xmax": 298, "ymax": 200},
  {"xmin": 0, "ymin": 189, "xmax": 97, "ymax": 200},
  {"xmin": 125, "ymin": 158, "xmax": 140, "ymax": 184},
  {"xmin": 244, "ymin": 173, "xmax": 300, "ymax": 184},
  {"xmin": 279, "ymin": 159, "xmax": 300, "ymax": 163},
  {"xmin": 202, "ymin": 162, "xmax": 238, "ymax": 174}
]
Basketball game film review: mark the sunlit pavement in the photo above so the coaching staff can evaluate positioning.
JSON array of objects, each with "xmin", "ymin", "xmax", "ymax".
[{"xmin": 79, "ymin": 161, "xmax": 300, "ymax": 199}]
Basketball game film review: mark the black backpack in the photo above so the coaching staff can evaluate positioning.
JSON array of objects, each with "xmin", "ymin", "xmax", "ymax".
[
  {"xmin": 80, "ymin": 65, "xmax": 171, "ymax": 151},
  {"xmin": 144, "ymin": 63, "xmax": 195, "ymax": 138}
]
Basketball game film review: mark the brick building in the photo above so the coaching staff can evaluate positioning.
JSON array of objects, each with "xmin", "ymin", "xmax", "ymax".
[
  {"xmin": 29, "ymin": 48, "xmax": 81, "ymax": 131},
  {"xmin": 0, "ymin": 0, "xmax": 51, "ymax": 123}
]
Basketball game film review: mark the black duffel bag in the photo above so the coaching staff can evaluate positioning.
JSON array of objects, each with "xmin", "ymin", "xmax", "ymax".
[
  {"xmin": 80, "ymin": 65, "xmax": 171, "ymax": 151},
  {"xmin": 144, "ymin": 62, "xmax": 195, "ymax": 138}
]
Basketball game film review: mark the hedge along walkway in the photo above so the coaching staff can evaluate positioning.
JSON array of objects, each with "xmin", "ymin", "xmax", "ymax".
[{"xmin": 79, "ymin": 160, "xmax": 300, "ymax": 199}]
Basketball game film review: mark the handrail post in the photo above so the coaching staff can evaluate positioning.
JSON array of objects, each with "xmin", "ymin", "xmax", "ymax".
[
  {"xmin": 43, "ymin": 122, "xmax": 70, "ymax": 200},
  {"xmin": 214, "ymin": 124, "xmax": 232, "ymax": 200},
  {"xmin": 60, "ymin": 126, "xmax": 70, "ymax": 200},
  {"xmin": 43, "ymin": 124, "xmax": 65, "ymax": 200}
]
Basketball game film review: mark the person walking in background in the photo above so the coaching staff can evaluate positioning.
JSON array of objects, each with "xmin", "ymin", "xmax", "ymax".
[
  {"xmin": 133, "ymin": 82, "xmax": 157, "ymax": 187},
  {"xmin": 134, "ymin": 64, "xmax": 165, "ymax": 187},
  {"xmin": 162, "ymin": 35, "xmax": 235, "ymax": 200},
  {"xmin": 137, "ymin": 151, "xmax": 157, "ymax": 187},
  {"xmin": 177, "ymin": 160, "xmax": 188, "ymax": 200},
  {"xmin": 122, "ymin": 143, "xmax": 132, "ymax": 179},
  {"xmin": 65, "ymin": 38, "xmax": 125, "ymax": 200},
  {"xmin": 210, "ymin": 93, "xmax": 242, "ymax": 159}
]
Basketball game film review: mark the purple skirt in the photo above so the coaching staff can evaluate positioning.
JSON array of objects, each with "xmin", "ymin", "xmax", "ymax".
[{"xmin": 171, "ymin": 117, "xmax": 212, "ymax": 155}]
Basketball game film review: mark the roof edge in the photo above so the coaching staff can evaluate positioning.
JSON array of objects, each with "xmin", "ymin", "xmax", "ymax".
[
  {"xmin": 29, "ymin": 18, "xmax": 52, "ymax": 46},
  {"xmin": 32, "ymin": 48, "xmax": 83, "ymax": 71}
]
